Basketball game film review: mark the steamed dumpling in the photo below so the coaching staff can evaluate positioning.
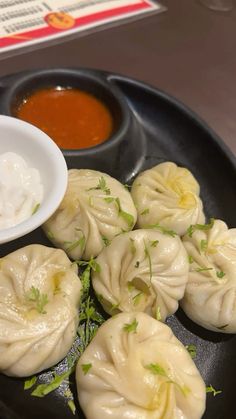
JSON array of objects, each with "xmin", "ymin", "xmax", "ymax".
[
  {"xmin": 182, "ymin": 219, "xmax": 236, "ymax": 333},
  {"xmin": 131, "ymin": 162, "xmax": 205, "ymax": 236},
  {"xmin": 92, "ymin": 229, "xmax": 189, "ymax": 321},
  {"xmin": 0, "ymin": 244, "xmax": 81, "ymax": 377},
  {"xmin": 43, "ymin": 169, "xmax": 137, "ymax": 260},
  {"xmin": 76, "ymin": 312, "xmax": 206, "ymax": 419}
]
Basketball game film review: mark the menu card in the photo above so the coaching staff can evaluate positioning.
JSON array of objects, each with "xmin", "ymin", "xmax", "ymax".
[{"xmin": 0, "ymin": 0, "xmax": 165, "ymax": 55}]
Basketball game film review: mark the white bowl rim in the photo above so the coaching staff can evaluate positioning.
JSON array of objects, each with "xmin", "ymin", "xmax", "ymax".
[{"xmin": 0, "ymin": 115, "xmax": 68, "ymax": 243}]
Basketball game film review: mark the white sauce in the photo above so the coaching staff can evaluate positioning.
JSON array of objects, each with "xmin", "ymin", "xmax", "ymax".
[{"xmin": 0, "ymin": 152, "xmax": 43, "ymax": 229}]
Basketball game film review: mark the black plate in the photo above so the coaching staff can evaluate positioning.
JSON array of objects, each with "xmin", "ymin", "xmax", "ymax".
[{"xmin": 0, "ymin": 69, "xmax": 236, "ymax": 419}]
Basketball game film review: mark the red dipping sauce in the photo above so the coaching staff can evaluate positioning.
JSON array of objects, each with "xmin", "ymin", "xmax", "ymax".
[{"xmin": 14, "ymin": 87, "xmax": 114, "ymax": 149}]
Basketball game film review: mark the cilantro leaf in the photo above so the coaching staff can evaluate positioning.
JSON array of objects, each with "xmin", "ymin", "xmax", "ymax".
[
  {"xmin": 68, "ymin": 400, "xmax": 76, "ymax": 415},
  {"xmin": 31, "ymin": 369, "xmax": 73, "ymax": 397},
  {"xmin": 145, "ymin": 363, "xmax": 190, "ymax": 396},
  {"xmin": 78, "ymin": 258, "xmax": 101, "ymax": 273},
  {"xmin": 81, "ymin": 363, "xmax": 92, "ymax": 375},
  {"xmin": 88, "ymin": 176, "xmax": 110, "ymax": 195},
  {"xmin": 123, "ymin": 318, "xmax": 138, "ymax": 333},
  {"xmin": 144, "ymin": 240, "xmax": 152, "ymax": 282},
  {"xmin": 140, "ymin": 208, "xmax": 149, "ymax": 215},
  {"xmin": 104, "ymin": 197, "xmax": 115, "ymax": 203},
  {"xmin": 156, "ymin": 306, "xmax": 162, "ymax": 321},
  {"xmin": 200, "ymin": 239, "xmax": 208, "ymax": 252},
  {"xmin": 46, "ymin": 231, "xmax": 55, "ymax": 240},
  {"xmin": 64, "ymin": 229, "xmax": 85, "ymax": 253},
  {"xmin": 195, "ymin": 267, "xmax": 213, "ymax": 272},
  {"xmin": 216, "ymin": 271, "xmax": 225, "ymax": 279},
  {"xmin": 146, "ymin": 223, "xmax": 177, "ymax": 237},
  {"xmin": 188, "ymin": 255, "xmax": 194, "ymax": 264},
  {"xmin": 115, "ymin": 198, "xmax": 134, "ymax": 228},
  {"xmin": 206, "ymin": 385, "xmax": 222, "ymax": 396},
  {"xmin": 186, "ymin": 344, "xmax": 197, "ymax": 359},
  {"xmin": 24, "ymin": 376, "xmax": 37, "ymax": 390},
  {"xmin": 150, "ymin": 240, "xmax": 159, "ymax": 247},
  {"xmin": 132, "ymin": 292, "xmax": 143, "ymax": 306},
  {"xmin": 187, "ymin": 218, "xmax": 214, "ymax": 238},
  {"xmin": 101, "ymin": 235, "xmax": 111, "ymax": 246},
  {"xmin": 32, "ymin": 203, "xmax": 40, "ymax": 215},
  {"xmin": 26, "ymin": 286, "xmax": 48, "ymax": 314},
  {"xmin": 123, "ymin": 184, "xmax": 131, "ymax": 190},
  {"xmin": 145, "ymin": 363, "xmax": 167, "ymax": 377}
]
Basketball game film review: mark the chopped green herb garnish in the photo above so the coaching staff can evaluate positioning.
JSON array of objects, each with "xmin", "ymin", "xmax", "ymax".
[
  {"xmin": 24, "ymin": 376, "xmax": 37, "ymax": 390},
  {"xmin": 26, "ymin": 286, "xmax": 48, "ymax": 314},
  {"xmin": 146, "ymin": 223, "xmax": 177, "ymax": 237},
  {"xmin": 140, "ymin": 208, "xmax": 149, "ymax": 215},
  {"xmin": 104, "ymin": 197, "xmax": 115, "ymax": 204},
  {"xmin": 32, "ymin": 203, "xmax": 40, "ymax": 215},
  {"xmin": 64, "ymin": 230, "xmax": 85, "ymax": 253},
  {"xmin": 78, "ymin": 258, "xmax": 101, "ymax": 273},
  {"xmin": 81, "ymin": 363, "xmax": 92, "ymax": 375},
  {"xmin": 88, "ymin": 176, "xmax": 110, "ymax": 195},
  {"xmin": 156, "ymin": 306, "xmax": 162, "ymax": 321},
  {"xmin": 123, "ymin": 318, "xmax": 138, "ymax": 333},
  {"xmin": 145, "ymin": 363, "xmax": 167, "ymax": 377},
  {"xmin": 187, "ymin": 218, "xmax": 214, "ymax": 238},
  {"xmin": 31, "ymin": 369, "xmax": 73, "ymax": 397},
  {"xmin": 132, "ymin": 292, "xmax": 143, "ymax": 306},
  {"xmin": 216, "ymin": 271, "xmax": 226, "ymax": 279},
  {"xmin": 101, "ymin": 235, "xmax": 111, "ymax": 246},
  {"xmin": 188, "ymin": 255, "xmax": 194, "ymax": 264},
  {"xmin": 123, "ymin": 184, "xmax": 131, "ymax": 190},
  {"xmin": 206, "ymin": 385, "xmax": 222, "ymax": 396},
  {"xmin": 68, "ymin": 400, "xmax": 76, "ymax": 415},
  {"xmin": 145, "ymin": 363, "xmax": 189, "ymax": 396},
  {"xmin": 195, "ymin": 267, "xmax": 213, "ymax": 272},
  {"xmin": 79, "ymin": 297, "xmax": 103, "ymax": 323},
  {"xmin": 186, "ymin": 344, "xmax": 197, "ymax": 359},
  {"xmin": 46, "ymin": 231, "xmax": 54, "ymax": 240},
  {"xmin": 135, "ymin": 261, "xmax": 140, "ymax": 268},
  {"xmin": 115, "ymin": 197, "xmax": 134, "ymax": 228},
  {"xmin": 150, "ymin": 240, "xmax": 159, "ymax": 247},
  {"xmin": 200, "ymin": 239, "xmax": 208, "ymax": 252},
  {"xmin": 144, "ymin": 240, "xmax": 152, "ymax": 282}
]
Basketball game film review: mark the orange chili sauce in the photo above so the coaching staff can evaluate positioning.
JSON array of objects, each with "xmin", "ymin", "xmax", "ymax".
[{"xmin": 14, "ymin": 87, "xmax": 114, "ymax": 149}]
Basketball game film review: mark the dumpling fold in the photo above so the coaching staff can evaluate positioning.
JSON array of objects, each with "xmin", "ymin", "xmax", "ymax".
[
  {"xmin": 92, "ymin": 229, "xmax": 189, "ymax": 321},
  {"xmin": 181, "ymin": 219, "xmax": 236, "ymax": 333},
  {"xmin": 0, "ymin": 244, "xmax": 81, "ymax": 377},
  {"xmin": 76, "ymin": 312, "xmax": 206, "ymax": 419},
  {"xmin": 131, "ymin": 162, "xmax": 205, "ymax": 236},
  {"xmin": 43, "ymin": 169, "xmax": 137, "ymax": 260}
]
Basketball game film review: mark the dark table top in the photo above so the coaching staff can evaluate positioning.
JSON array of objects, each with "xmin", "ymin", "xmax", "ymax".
[{"xmin": 0, "ymin": 0, "xmax": 236, "ymax": 156}]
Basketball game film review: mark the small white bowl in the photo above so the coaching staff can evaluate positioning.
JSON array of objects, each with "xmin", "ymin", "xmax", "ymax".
[{"xmin": 0, "ymin": 115, "xmax": 68, "ymax": 243}]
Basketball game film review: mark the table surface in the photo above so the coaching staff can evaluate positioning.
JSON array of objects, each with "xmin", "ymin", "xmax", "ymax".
[{"xmin": 0, "ymin": 0, "xmax": 236, "ymax": 157}]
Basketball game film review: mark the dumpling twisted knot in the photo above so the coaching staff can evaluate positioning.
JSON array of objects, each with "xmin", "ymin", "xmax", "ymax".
[
  {"xmin": 0, "ymin": 244, "xmax": 81, "ymax": 377},
  {"xmin": 182, "ymin": 219, "xmax": 236, "ymax": 333},
  {"xmin": 43, "ymin": 169, "xmax": 137, "ymax": 260},
  {"xmin": 92, "ymin": 229, "xmax": 189, "ymax": 321},
  {"xmin": 76, "ymin": 312, "xmax": 206, "ymax": 419},
  {"xmin": 131, "ymin": 162, "xmax": 205, "ymax": 236}
]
